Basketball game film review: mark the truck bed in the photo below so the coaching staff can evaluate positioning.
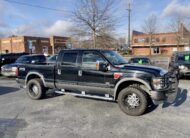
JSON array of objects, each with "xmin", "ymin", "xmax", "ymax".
[{"xmin": 17, "ymin": 63, "xmax": 55, "ymax": 88}]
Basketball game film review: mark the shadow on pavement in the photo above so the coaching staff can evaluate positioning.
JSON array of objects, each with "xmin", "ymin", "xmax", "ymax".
[
  {"xmin": 43, "ymin": 90, "xmax": 62, "ymax": 99},
  {"xmin": 0, "ymin": 86, "xmax": 20, "ymax": 96},
  {"xmin": 0, "ymin": 118, "xmax": 27, "ymax": 138},
  {"xmin": 162, "ymin": 88, "xmax": 188, "ymax": 108},
  {"xmin": 145, "ymin": 104, "xmax": 158, "ymax": 114}
]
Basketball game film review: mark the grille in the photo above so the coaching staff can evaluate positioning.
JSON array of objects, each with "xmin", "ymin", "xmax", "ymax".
[{"xmin": 160, "ymin": 72, "xmax": 177, "ymax": 90}]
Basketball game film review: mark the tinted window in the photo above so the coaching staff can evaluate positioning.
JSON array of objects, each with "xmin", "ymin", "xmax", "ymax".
[
  {"xmin": 131, "ymin": 58, "xmax": 150, "ymax": 64},
  {"xmin": 82, "ymin": 52, "xmax": 106, "ymax": 69},
  {"xmin": 32, "ymin": 55, "xmax": 46, "ymax": 63},
  {"xmin": 177, "ymin": 54, "xmax": 190, "ymax": 63},
  {"xmin": 16, "ymin": 56, "xmax": 30, "ymax": 63},
  {"xmin": 62, "ymin": 52, "xmax": 78, "ymax": 65},
  {"xmin": 102, "ymin": 51, "xmax": 127, "ymax": 65},
  {"xmin": 48, "ymin": 55, "xmax": 57, "ymax": 61}
]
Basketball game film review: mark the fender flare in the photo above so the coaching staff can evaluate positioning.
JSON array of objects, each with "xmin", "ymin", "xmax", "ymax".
[
  {"xmin": 25, "ymin": 72, "xmax": 46, "ymax": 87},
  {"xmin": 113, "ymin": 78, "xmax": 152, "ymax": 100}
]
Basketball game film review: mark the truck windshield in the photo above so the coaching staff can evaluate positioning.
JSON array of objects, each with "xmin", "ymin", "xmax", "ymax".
[
  {"xmin": 102, "ymin": 51, "xmax": 128, "ymax": 65},
  {"xmin": 177, "ymin": 54, "xmax": 190, "ymax": 63}
]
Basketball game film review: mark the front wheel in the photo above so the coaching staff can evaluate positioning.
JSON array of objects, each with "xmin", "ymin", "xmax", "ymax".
[
  {"xmin": 27, "ymin": 79, "xmax": 46, "ymax": 100},
  {"xmin": 118, "ymin": 86, "xmax": 148, "ymax": 116}
]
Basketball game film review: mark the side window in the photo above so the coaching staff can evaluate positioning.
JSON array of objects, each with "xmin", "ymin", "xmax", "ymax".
[
  {"xmin": 82, "ymin": 52, "xmax": 106, "ymax": 70},
  {"xmin": 32, "ymin": 56, "xmax": 46, "ymax": 63},
  {"xmin": 62, "ymin": 52, "xmax": 78, "ymax": 65},
  {"xmin": 38, "ymin": 56, "xmax": 46, "ymax": 62}
]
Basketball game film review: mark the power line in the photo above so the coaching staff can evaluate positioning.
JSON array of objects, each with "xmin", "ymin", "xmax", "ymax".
[{"xmin": 4, "ymin": 0, "xmax": 71, "ymax": 14}]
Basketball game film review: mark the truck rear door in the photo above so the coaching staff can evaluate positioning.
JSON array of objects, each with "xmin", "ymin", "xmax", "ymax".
[{"xmin": 55, "ymin": 51, "xmax": 79, "ymax": 90}]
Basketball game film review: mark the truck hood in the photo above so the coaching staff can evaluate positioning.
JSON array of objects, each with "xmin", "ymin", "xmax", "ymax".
[
  {"xmin": 1, "ymin": 63, "xmax": 20, "ymax": 69},
  {"xmin": 121, "ymin": 64, "xmax": 167, "ymax": 77}
]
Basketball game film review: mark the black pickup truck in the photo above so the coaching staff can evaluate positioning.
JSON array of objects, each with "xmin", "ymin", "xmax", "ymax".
[{"xmin": 16, "ymin": 49, "xmax": 178, "ymax": 116}]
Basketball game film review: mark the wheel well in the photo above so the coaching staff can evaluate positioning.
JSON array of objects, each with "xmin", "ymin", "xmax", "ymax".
[
  {"xmin": 26, "ymin": 74, "xmax": 41, "ymax": 84},
  {"xmin": 115, "ymin": 81, "xmax": 151, "ymax": 100}
]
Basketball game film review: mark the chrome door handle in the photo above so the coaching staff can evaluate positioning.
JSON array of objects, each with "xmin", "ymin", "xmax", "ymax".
[
  {"xmin": 78, "ymin": 70, "xmax": 82, "ymax": 76},
  {"xmin": 58, "ymin": 69, "xmax": 61, "ymax": 75}
]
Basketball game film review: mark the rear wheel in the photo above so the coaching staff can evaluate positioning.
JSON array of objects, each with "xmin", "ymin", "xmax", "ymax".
[
  {"xmin": 118, "ymin": 85, "xmax": 148, "ymax": 116},
  {"xmin": 27, "ymin": 79, "xmax": 46, "ymax": 100}
]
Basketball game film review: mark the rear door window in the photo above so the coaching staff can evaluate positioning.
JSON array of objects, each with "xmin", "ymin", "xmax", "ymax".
[{"xmin": 62, "ymin": 52, "xmax": 78, "ymax": 65}]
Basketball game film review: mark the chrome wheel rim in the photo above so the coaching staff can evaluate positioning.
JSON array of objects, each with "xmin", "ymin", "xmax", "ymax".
[
  {"xmin": 29, "ymin": 84, "xmax": 39, "ymax": 96},
  {"xmin": 125, "ymin": 93, "xmax": 140, "ymax": 108}
]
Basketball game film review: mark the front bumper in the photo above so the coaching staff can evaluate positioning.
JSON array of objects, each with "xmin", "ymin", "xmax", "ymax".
[
  {"xmin": 151, "ymin": 72, "xmax": 179, "ymax": 105},
  {"xmin": 1, "ymin": 71, "xmax": 16, "ymax": 77},
  {"xmin": 180, "ymin": 70, "xmax": 190, "ymax": 76}
]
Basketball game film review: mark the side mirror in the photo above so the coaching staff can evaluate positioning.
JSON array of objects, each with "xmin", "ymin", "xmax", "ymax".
[{"xmin": 96, "ymin": 61, "xmax": 108, "ymax": 72}]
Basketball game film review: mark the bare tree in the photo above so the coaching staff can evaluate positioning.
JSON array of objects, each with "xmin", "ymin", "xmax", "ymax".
[
  {"xmin": 72, "ymin": 0, "xmax": 116, "ymax": 48},
  {"xmin": 142, "ymin": 14, "xmax": 158, "ymax": 55},
  {"xmin": 169, "ymin": 15, "xmax": 190, "ymax": 50}
]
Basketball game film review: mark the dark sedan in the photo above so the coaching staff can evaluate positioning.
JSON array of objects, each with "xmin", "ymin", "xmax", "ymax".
[
  {"xmin": 1, "ymin": 54, "xmax": 46, "ymax": 77},
  {"xmin": 47, "ymin": 54, "xmax": 58, "ymax": 64}
]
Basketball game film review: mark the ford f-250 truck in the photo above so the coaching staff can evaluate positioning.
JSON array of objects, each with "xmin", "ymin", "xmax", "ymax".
[{"xmin": 16, "ymin": 49, "xmax": 178, "ymax": 116}]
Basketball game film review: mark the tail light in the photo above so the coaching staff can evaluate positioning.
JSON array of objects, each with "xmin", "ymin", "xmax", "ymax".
[{"xmin": 15, "ymin": 68, "xmax": 19, "ymax": 76}]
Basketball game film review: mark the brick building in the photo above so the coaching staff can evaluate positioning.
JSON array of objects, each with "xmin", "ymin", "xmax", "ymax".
[
  {"xmin": 0, "ymin": 36, "xmax": 71, "ymax": 54},
  {"xmin": 132, "ymin": 24, "xmax": 190, "ymax": 56}
]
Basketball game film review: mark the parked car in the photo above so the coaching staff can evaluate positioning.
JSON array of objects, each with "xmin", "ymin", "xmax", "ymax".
[
  {"xmin": 47, "ymin": 54, "xmax": 58, "ymax": 64},
  {"xmin": 128, "ymin": 57, "xmax": 152, "ymax": 65},
  {"xmin": 16, "ymin": 49, "xmax": 178, "ymax": 116},
  {"xmin": 169, "ymin": 51, "xmax": 190, "ymax": 78},
  {"xmin": 1, "ymin": 54, "xmax": 46, "ymax": 77},
  {"xmin": 0, "ymin": 53, "xmax": 28, "ymax": 71}
]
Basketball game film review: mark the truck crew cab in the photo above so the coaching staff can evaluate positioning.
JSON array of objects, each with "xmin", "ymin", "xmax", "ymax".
[{"xmin": 16, "ymin": 49, "xmax": 178, "ymax": 116}]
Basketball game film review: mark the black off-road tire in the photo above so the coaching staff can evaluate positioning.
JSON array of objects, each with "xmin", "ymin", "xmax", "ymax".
[
  {"xmin": 27, "ymin": 79, "xmax": 46, "ymax": 100},
  {"xmin": 118, "ymin": 85, "xmax": 148, "ymax": 116}
]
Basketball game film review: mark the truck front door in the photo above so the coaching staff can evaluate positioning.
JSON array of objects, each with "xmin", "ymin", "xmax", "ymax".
[{"xmin": 77, "ymin": 51, "xmax": 112, "ymax": 94}]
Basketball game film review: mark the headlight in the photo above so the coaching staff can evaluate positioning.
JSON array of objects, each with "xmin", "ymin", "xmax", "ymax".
[
  {"xmin": 12, "ymin": 67, "xmax": 17, "ymax": 71},
  {"xmin": 152, "ymin": 78, "xmax": 162, "ymax": 90},
  {"xmin": 179, "ymin": 65, "xmax": 188, "ymax": 70}
]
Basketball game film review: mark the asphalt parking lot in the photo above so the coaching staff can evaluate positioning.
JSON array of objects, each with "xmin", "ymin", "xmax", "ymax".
[{"xmin": 0, "ymin": 77, "xmax": 190, "ymax": 138}]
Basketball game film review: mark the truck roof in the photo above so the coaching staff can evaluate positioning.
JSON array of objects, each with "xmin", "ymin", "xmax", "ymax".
[
  {"xmin": 174, "ymin": 51, "xmax": 190, "ymax": 55},
  {"xmin": 60, "ymin": 48, "xmax": 112, "ymax": 52}
]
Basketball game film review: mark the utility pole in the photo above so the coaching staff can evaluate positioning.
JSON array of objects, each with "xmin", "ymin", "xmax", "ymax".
[{"xmin": 127, "ymin": 0, "xmax": 131, "ymax": 48}]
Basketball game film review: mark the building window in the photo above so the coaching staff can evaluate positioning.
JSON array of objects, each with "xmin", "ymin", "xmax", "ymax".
[
  {"xmin": 152, "ymin": 38, "xmax": 156, "ymax": 42},
  {"xmin": 153, "ymin": 47, "xmax": 160, "ymax": 54},
  {"xmin": 162, "ymin": 37, "xmax": 166, "ymax": 42},
  {"xmin": 145, "ymin": 37, "xmax": 149, "ymax": 43},
  {"xmin": 139, "ymin": 38, "xmax": 145, "ymax": 42},
  {"xmin": 134, "ymin": 39, "xmax": 138, "ymax": 43},
  {"xmin": 156, "ymin": 38, "xmax": 160, "ymax": 42}
]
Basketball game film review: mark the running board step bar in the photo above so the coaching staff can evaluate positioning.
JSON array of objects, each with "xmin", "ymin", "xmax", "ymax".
[{"xmin": 55, "ymin": 90, "xmax": 114, "ymax": 101}]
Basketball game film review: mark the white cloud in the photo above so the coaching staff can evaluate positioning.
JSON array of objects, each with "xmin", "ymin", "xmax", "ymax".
[
  {"xmin": 161, "ymin": 0, "xmax": 190, "ymax": 18},
  {"xmin": 2, "ymin": 20, "xmax": 74, "ymax": 37},
  {"xmin": 45, "ymin": 20, "xmax": 73, "ymax": 36},
  {"xmin": 11, "ymin": 22, "xmax": 44, "ymax": 36}
]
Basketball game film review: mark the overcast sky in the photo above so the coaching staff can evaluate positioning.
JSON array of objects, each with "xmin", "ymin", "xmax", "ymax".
[{"xmin": 0, "ymin": 0, "xmax": 190, "ymax": 38}]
